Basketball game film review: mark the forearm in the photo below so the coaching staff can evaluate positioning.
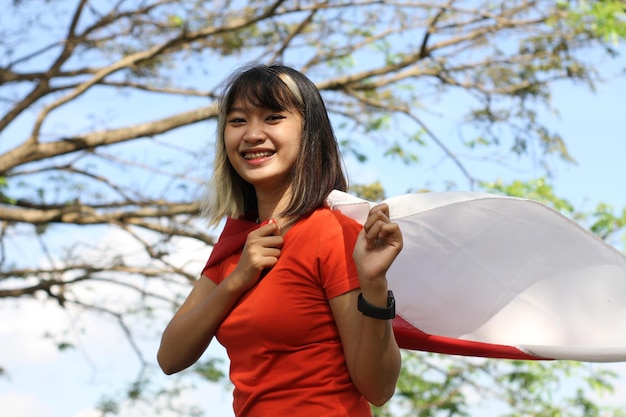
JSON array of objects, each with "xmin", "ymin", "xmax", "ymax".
[
  {"xmin": 157, "ymin": 275, "xmax": 247, "ymax": 374},
  {"xmin": 352, "ymin": 282, "xmax": 401, "ymax": 406}
]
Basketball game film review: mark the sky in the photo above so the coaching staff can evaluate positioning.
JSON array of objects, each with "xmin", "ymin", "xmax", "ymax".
[{"xmin": 2, "ymin": 36, "xmax": 626, "ymax": 417}]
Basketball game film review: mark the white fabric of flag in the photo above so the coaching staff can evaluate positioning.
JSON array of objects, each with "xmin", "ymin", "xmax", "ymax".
[{"xmin": 326, "ymin": 190, "xmax": 626, "ymax": 362}]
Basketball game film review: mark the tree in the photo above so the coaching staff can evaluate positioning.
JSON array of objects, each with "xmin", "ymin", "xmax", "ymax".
[{"xmin": 1, "ymin": 0, "xmax": 625, "ymax": 415}]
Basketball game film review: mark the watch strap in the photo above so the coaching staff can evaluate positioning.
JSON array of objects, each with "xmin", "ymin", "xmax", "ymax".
[{"xmin": 357, "ymin": 290, "xmax": 396, "ymax": 320}]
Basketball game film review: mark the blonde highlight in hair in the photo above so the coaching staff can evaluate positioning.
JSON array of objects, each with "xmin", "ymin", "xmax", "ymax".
[{"xmin": 277, "ymin": 72, "xmax": 304, "ymax": 107}]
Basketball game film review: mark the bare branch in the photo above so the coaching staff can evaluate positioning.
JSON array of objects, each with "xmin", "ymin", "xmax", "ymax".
[
  {"xmin": 0, "ymin": 200, "xmax": 200, "ymax": 224},
  {"xmin": 269, "ymin": 4, "xmax": 322, "ymax": 62},
  {"xmin": 0, "ymin": 104, "xmax": 218, "ymax": 173}
]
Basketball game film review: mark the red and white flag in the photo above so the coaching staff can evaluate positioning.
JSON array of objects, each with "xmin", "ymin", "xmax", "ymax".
[{"xmin": 326, "ymin": 191, "xmax": 626, "ymax": 362}]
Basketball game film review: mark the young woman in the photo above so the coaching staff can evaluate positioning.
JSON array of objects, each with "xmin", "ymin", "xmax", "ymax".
[{"xmin": 157, "ymin": 64, "xmax": 403, "ymax": 416}]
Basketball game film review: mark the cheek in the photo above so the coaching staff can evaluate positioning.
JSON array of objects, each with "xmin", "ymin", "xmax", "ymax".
[{"xmin": 223, "ymin": 131, "xmax": 239, "ymax": 158}]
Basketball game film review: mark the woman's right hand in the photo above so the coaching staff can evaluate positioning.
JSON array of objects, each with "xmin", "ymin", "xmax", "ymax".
[{"xmin": 231, "ymin": 220, "xmax": 283, "ymax": 290}]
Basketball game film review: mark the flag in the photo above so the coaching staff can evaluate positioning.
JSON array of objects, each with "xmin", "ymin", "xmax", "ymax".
[{"xmin": 326, "ymin": 190, "xmax": 626, "ymax": 362}]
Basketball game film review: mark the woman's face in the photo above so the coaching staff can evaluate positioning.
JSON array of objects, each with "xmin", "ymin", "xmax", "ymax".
[{"xmin": 224, "ymin": 99, "xmax": 303, "ymax": 193}]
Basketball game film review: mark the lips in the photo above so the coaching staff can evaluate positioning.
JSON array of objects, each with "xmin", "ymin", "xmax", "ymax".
[{"xmin": 242, "ymin": 150, "xmax": 275, "ymax": 160}]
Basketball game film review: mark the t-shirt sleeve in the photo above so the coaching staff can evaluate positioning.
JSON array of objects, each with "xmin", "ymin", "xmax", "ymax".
[
  {"xmin": 318, "ymin": 210, "xmax": 363, "ymax": 299},
  {"xmin": 203, "ymin": 259, "xmax": 224, "ymax": 285}
]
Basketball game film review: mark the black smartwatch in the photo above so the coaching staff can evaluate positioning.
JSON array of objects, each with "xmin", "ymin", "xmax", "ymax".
[{"xmin": 357, "ymin": 290, "xmax": 396, "ymax": 320}]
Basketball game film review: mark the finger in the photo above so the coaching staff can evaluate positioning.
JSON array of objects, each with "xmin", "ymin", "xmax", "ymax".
[
  {"xmin": 365, "ymin": 219, "xmax": 403, "ymax": 251},
  {"xmin": 268, "ymin": 218, "xmax": 286, "ymax": 236},
  {"xmin": 261, "ymin": 247, "xmax": 282, "ymax": 259},
  {"xmin": 364, "ymin": 220, "xmax": 387, "ymax": 250},
  {"xmin": 256, "ymin": 256, "xmax": 280, "ymax": 271},
  {"xmin": 372, "ymin": 203, "xmax": 390, "ymax": 217},
  {"xmin": 378, "ymin": 222, "xmax": 403, "ymax": 248},
  {"xmin": 245, "ymin": 231, "xmax": 284, "ymax": 258},
  {"xmin": 250, "ymin": 234, "xmax": 284, "ymax": 250},
  {"xmin": 254, "ymin": 220, "xmax": 280, "ymax": 236},
  {"xmin": 244, "ymin": 246, "xmax": 282, "ymax": 271},
  {"xmin": 365, "ymin": 219, "xmax": 384, "ymax": 241},
  {"xmin": 363, "ymin": 204, "xmax": 390, "ymax": 232}
]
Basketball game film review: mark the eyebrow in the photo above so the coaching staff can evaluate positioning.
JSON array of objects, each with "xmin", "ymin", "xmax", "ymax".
[
  {"xmin": 227, "ymin": 106, "xmax": 292, "ymax": 115},
  {"xmin": 227, "ymin": 106, "xmax": 247, "ymax": 114}
]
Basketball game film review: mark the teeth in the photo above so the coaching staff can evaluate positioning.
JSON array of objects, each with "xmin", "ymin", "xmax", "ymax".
[{"xmin": 243, "ymin": 151, "xmax": 274, "ymax": 160}]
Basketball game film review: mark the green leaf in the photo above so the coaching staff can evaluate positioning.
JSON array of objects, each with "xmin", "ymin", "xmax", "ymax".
[
  {"xmin": 193, "ymin": 358, "xmax": 225, "ymax": 382},
  {"xmin": 350, "ymin": 181, "xmax": 386, "ymax": 201},
  {"xmin": 480, "ymin": 178, "xmax": 575, "ymax": 214},
  {"xmin": 384, "ymin": 142, "xmax": 419, "ymax": 164},
  {"xmin": 168, "ymin": 15, "xmax": 184, "ymax": 28}
]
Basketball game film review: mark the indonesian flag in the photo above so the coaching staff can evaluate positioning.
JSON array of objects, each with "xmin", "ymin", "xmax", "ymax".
[{"xmin": 326, "ymin": 191, "xmax": 626, "ymax": 362}]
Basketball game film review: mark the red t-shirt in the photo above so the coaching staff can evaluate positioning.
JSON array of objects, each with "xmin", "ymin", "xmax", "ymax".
[{"xmin": 203, "ymin": 208, "xmax": 372, "ymax": 416}]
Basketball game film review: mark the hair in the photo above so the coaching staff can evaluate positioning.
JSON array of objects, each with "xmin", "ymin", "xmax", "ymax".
[{"xmin": 202, "ymin": 64, "xmax": 348, "ymax": 226}]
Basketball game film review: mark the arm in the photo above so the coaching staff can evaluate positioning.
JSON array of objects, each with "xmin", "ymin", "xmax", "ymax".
[
  {"xmin": 157, "ymin": 221, "xmax": 283, "ymax": 374},
  {"xmin": 330, "ymin": 204, "xmax": 403, "ymax": 406}
]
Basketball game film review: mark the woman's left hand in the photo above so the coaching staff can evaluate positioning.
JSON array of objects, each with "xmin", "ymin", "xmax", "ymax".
[{"xmin": 353, "ymin": 203, "xmax": 403, "ymax": 285}]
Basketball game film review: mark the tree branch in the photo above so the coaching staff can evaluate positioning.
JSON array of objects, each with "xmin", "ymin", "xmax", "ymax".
[{"xmin": 0, "ymin": 104, "xmax": 218, "ymax": 173}]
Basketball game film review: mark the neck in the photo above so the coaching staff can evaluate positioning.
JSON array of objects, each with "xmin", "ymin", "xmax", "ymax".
[{"xmin": 255, "ymin": 185, "xmax": 293, "ymax": 221}]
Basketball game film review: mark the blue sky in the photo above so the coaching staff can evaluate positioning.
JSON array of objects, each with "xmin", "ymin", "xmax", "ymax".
[{"xmin": 2, "ymin": 45, "xmax": 626, "ymax": 417}]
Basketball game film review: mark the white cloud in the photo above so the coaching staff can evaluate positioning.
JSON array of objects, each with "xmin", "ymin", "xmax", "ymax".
[
  {"xmin": 0, "ymin": 300, "xmax": 67, "ymax": 365},
  {"xmin": 0, "ymin": 391, "xmax": 50, "ymax": 417},
  {"xmin": 73, "ymin": 409, "xmax": 100, "ymax": 417}
]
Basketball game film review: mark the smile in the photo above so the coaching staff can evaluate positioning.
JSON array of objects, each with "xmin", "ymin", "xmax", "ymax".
[{"xmin": 242, "ymin": 151, "xmax": 275, "ymax": 160}]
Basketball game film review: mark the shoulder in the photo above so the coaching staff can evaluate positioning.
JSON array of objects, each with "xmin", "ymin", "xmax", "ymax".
[
  {"xmin": 297, "ymin": 208, "xmax": 362, "ymax": 248},
  {"xmin": 303, "ymin": 207, "xmax": 362, "ymax": 233},
  {"xmin": 307, "ymin": 207, "xmax": 363, "ymax": 229}
]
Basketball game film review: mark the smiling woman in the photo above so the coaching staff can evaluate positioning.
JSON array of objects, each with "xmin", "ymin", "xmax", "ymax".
[{"xmin": 157, "ymin": 64, "xmax": 404, "ymax": 417}]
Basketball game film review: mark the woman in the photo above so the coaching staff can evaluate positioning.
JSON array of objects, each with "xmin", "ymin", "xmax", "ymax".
[{"xmin": 157, "ymin": 64, "xmax": 402, "ymax": 416}]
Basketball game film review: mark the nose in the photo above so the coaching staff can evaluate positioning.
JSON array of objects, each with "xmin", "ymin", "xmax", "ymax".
[{"xmin": 242, "ymin": 120, "xmax": 267, "ymax": 143}]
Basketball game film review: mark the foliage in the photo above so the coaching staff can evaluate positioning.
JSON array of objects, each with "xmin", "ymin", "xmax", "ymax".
[
  {"xmin": 372, "ymin": 353, "xmax": 624, "ymax": 417},
  {"xmin": 563, "ymin": 0, "xmax": 626, "ymax": 44},
  {"xmin": 483, "ymin": 178, "xmax": 626, "ymax": 249},
  {"xmin": 1, "ymin": 0, "xmax": 625, "ymax": 416},
  {"xmin": 0, "ymin": 176, "xmax": 14, "ymax": 204},
  {"xmin": 351, "ymin": 181, "xmax": 387, "ymax": 202}
]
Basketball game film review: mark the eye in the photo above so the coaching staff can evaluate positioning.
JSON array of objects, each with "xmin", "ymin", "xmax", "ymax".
[
  {"xmin": 266, "ymin": 114, "xmax": 286, "ymax": 122},
  {"xmin": 228, "ymin": 117, "xmax": 246, "ymax": 125}
]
